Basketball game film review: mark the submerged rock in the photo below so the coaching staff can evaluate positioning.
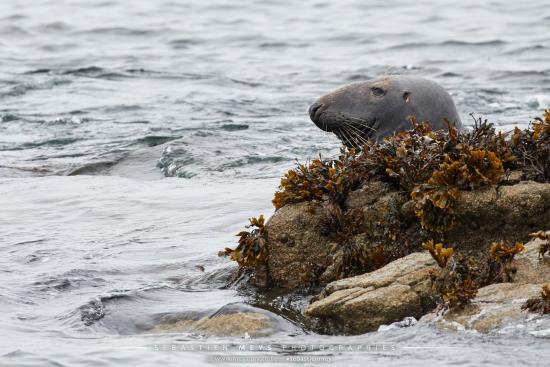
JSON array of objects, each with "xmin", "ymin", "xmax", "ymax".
[
  {"xmin": 147, "ymin": 304, "xmax": 302, "ymax": 337},
  {"xmin": 149, "ymin": 311, "xmax": 274, "ymax": 337}
]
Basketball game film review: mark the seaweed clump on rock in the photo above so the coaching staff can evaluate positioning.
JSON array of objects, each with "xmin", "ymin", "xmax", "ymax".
[
  {"xmin": 221, "ymin": 110, "xmax": 550, "ymax": 290},
  {"xmin": 219, "ymin": 215, "xmax": 267, "ymax": 268},
  {"xmin": 529, "ymin": 230, "xmax": 550, "ymax": 259},
  {"xmin": 426, "ymin": 240, "xmax": 524, "ymax": 310},
  {"xmin": 522, "ymin": 284, "xmax": 550, "ymax": 314}
]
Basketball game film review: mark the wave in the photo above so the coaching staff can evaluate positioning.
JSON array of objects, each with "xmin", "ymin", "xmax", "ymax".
[
  {"xmin": 387, "ymin": 39, "xmax": 506, "ymax": 50},
  {"xmin": 167, "ymin": 38, "xmax": 201, "ymax": 49},
  {"xmin": 74, "ymin": 26, "xmax": 165, "ymax": 36},
  {"xmin": 0, "ymin": 78, "xmax": 71, "ymax": 98},
  {"xmin": 502, "ymin": 44, "xmax": 547, "ymax": 55},
  {"xmin": 21, "ymin": 66, "xmax": 207, "ymax": 82}
]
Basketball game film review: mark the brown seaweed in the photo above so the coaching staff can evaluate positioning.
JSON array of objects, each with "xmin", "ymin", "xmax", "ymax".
[
  {"xmin": 218, "ymin": 215, "xmax": 267, "ymax": 268},
  {"xmin": 529, "ymin": 230, "xmax": 550, "ymax": 259},
  {"xmin": 428, "ymin": 240, "xmax": 524, "ymax": 310},
  {"xmin": 522, "ymin": 284, "xmax": 550, "ymax": 314},
  {"xmin": 422, "ymin": 240, "xmax": 453, "ymax": 268}
]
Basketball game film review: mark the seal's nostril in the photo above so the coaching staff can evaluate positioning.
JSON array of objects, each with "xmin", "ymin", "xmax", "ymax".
[{"xmin": 309, "ymin": 102, "xmax": 325, "ymax": 122}]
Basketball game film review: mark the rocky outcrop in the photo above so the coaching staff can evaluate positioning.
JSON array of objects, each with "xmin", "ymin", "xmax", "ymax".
[
  {"xmin": 420, "ymin": 283, "xmax": 542, "ymax": 333},
  {"xmin": 256, "ymin": 179, "xmax": 550, "ymax": 290},
  {"xmin": 257, "ymin": 180, "xmax": 412, "ymax": 289},
  {"xmin": 421, "ymin": 238, "xmax": 550, "ymax": 333},
  {"xmin": 305, "ymin": 252, "xmax": 438, "ymax": 334},
  {"xmin": 304, "ymin": 237, "xmax": 550, "ymax": 335}
]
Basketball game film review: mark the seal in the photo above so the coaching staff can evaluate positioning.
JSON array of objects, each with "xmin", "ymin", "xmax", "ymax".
[{"xmin": 309, "ymin": 75, "xmax": 462, "ymax": 146}]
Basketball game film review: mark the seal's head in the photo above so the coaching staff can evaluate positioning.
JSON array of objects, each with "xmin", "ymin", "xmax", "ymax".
[{"xmin": 309, "ymin": 75, "xmax": 462, "ymax": 146}]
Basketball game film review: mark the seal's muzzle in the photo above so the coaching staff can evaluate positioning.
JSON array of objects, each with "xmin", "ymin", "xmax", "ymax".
[{"xmin": 309, "ymin": 101, "xmax": 330, "ymax": 131}]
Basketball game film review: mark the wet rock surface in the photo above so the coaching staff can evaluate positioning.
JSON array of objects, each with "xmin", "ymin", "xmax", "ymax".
[
  {"xmin": 149, "ymin": 311, "xmax": 274, "ymax": 336},
  {"xmin": 305, "ymin": 252, "xmax": 438, "ymax": 334},
  {"xmin": 146, "ymin": 304, "xmax": 302, "ymax": 337}
]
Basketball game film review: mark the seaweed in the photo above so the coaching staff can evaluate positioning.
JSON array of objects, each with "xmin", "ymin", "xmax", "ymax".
[
  {"xmin": 441, "ymin": 278, "xmax": 480, "ymax": 309},
  {"xmin": 270, "ymin": 111, "xmax": 548, "ymax": 219},
  {"xmin": 428, "ymin": 240, "xmax": 524, "ymax": 310},
  {"xmin": 318, "ymin": 203, "xmax": 364, "ymax": 243},
  {"xmin": 272, "ymin": 117, "xmax": 508, "ymax": 233},
  {"xmin": 482, "ymin": 241, "xmax": 524, "ymax": 283},
  {"xmin": 422, "ymin": 240, "xmax": 453, "ymax": 268},
  {"xmin": 272, "ymin": 149, "xmax": 368, "ymax": 209},
  {"xmin": 510, "ymin": 110, "xmax": 550, "ymax": 182},
  {"xmin": 488, "ymin": 240, "xmax": 524, "ymax": 263},
  {"xmin": 411, "ymin": 145, "xmax": 504, "ymax": 232},
  {"xmin": 317, "ymin": 203, "xmax": 391, "ymax": 278},
  {"xmin": 430, "ymin": 251, "xmax": 481, "ymax": 309},
  {"xmin": 218, "ymin": 215, "xmax": 267, "ymax": 268},
  {"xmin": 529, "ymin": 230, "xmax": 550, "ymax": 259},
  {"xmin": 522, "ymin": 284, "xmax": 550, "ymax": 314}
]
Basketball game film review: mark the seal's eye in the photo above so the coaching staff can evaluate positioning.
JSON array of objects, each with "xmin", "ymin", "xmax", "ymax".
[
  {"xmin": 403, "ymin": 91, "xmax": 411, "ymax": 103},
  {"xmin": 371, "ymin": 87, "xmax": 385, "ymax": 97}
]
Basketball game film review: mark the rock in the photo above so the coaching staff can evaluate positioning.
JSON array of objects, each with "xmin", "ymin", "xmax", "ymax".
[
  {"xmin": 514, "ymin": 235, "xmax": 550, "ymax": 284},
  {"xmin": 247, "ymin": 178, "xmax": 550, "ymax": 335},
  {"xmin": 420, "ymin": 283, "xmax": 542, "ymax": 333},
  {"xmin": 261, "ymin": 201, "xmax": 334, "ymax": 289},
  {"xmin": 149, "ymin": 312, "xmax": 274, "ymax": 337},
  {"xmin": 257, "ymin": 180, "xmax": 550, "ymax": 290},
  {"xmin": 443, "ymin": 182, "xmax": 550, "ymax": 254},
  {"xmin": 147, "ymin": 304, "xmax": 301, "ymax": 337},
  {"xmin": 305, "ymin": 252, "xmax": 438, "ymax": 334},
  {"xmin": 305, "ymin": 237, "xmax": 550, "ymax": 335},
  {"xmin": 146, "ymin": 303, "xmax": 303, "ymax": 337},
  {"xmin": 421, "ymin": 238, "xmax": 550, "ymax": 333},
  {"xmin": 260, "ymin": 180, "xmax": 411, "ymax": 289}
]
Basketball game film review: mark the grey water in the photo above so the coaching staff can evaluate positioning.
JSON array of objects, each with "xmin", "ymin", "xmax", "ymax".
[{"xmin": 1, "ymin": 0, "xmax": 550, "ymax": 365}]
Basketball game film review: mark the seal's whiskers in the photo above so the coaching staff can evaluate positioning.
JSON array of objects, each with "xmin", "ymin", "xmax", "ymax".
[
  {"xmin": 338, "ymin": 127, "xmax": 354, "ymax": 148},
  {"xmin": 345, "ymin": 116, "xmax": 377, "ymax": 132},
  {"xmin": 342, "ymin": 125, "xmax": 366, "ymax": 148},
  {"xmin": 342, "ymin": 124, "xmax": 368, "ymax": 147},
  {"xmin": 344, "ymin": 123, "xmax": 369, "ymax": 147}
]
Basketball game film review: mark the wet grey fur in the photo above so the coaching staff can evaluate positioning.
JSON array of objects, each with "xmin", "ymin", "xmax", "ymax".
[{"xmin": 309, "ymin": 75, "xmax": 462, "ymax": 146}]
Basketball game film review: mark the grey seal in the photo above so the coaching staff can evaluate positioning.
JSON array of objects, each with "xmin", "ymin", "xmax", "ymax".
[{"xmin": 309, "ymin": 75, "xmax": 462, "ymax": 146}]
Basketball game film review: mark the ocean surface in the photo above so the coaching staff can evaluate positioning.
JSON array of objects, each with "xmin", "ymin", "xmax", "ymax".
[{"xmin": 1, "ymin": 0, "xmax": 550, "ymax": 366}]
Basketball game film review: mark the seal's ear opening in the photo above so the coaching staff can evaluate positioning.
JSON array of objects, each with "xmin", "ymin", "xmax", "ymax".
[{"xmin": 403, "ymin": 91, "xmax": 411, "ymax": 103}]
